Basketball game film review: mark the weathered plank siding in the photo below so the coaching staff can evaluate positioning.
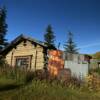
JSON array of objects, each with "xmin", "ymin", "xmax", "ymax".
[
  {"xmin": 6, "ymin": 40, "xmax": 45, "ymax": 70},
  {"xmin": 64, "ymin": 61, "xmax": 88, "ymax": 78}
]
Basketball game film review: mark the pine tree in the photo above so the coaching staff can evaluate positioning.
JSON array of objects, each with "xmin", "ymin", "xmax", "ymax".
[
  {"xmin": 64, "ymin": 31, "xmax": 78, "ymax": 54},
  {"xmin": 0, "ymin": 7, "xmax": 8, "ymax": 50},
  {"xmin": 44, "ymin": 24, "xmax": 55, "ymax": 48}
]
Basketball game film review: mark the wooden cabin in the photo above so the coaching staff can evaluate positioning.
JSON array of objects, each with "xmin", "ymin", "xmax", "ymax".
[{"xmin": 1, "ymin": 34, "xmax": 55, "ymax": 71}]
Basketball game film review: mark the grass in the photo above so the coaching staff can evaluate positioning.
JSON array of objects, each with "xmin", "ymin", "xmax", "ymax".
[
  {"xmin": 0, "ymin": 79, "xmax": 100, "ymax": 100},
  {"xmin": 0, "ymin": 64, "xmax": 100, "ymax": 100}
]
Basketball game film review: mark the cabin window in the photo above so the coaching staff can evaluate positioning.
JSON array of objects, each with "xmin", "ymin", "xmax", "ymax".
[{"xmin": 15, "ymin": 56, "xmax": 32, "ymax": 69}]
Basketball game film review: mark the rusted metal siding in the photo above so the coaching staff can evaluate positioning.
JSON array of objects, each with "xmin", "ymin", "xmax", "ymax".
[{"xmin": 48, "ymin": 50, "xmax": 64, "ymax": 76}]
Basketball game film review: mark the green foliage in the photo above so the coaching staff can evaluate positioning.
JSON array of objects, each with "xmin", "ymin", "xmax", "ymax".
[
  {"xmin": 89, "ymin": 68, "xmax": 100, "ymax": 75},
  {"xmin": 0, "ymin": 79, "xmax": 100, "ymax": 100},
  {"xmin": 0, "ymin": 78, "xmax": 20, "ymax": 91},
  {"xmin": 0, "ymin": 65, "xmax": 34, "ymax": 85},
  {"xmin": 0, "ymin": 6, "xmax": 8, "ymax": 50},
  {"xmin": 44, "ymin": 24, "xmax": 56, "ymax": 48},
  {"xmin": 0, "ymin": 65, "xmax": 100, "ymax": 99},
  {"xmin": 64, "ymin": 31, "xmax": 78, "ymax": 54},
  {"xmin": 93, "ymin": 52, "xmax": 100, "ymax": 60}
]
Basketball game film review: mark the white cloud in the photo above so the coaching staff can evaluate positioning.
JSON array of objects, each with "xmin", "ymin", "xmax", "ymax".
[{"xmin": 79, "ymin": 42, "xmax": 100, "ymax": 49}]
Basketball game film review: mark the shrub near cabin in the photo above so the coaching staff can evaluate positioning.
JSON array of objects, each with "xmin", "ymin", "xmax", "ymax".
[{"xmin": 48, "ymin": 50, "xmax": 64, "ymax": 76}]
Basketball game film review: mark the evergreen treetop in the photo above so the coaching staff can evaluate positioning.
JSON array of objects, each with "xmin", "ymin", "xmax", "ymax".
[
  {"xmin": 44, "ymin": 24, "xmax": 56, "ymax": 48},
  {"xmin": 0, "ymin": 6, "xmax": 8, "ymax": 50},
  {"xmin": 64, "ymin": 31, "xmax": 78, "ymax": 54}
]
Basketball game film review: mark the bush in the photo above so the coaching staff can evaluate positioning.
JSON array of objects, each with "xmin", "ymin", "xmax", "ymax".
[
  {"xmin": 25, "ymin": 71, "xmax": 34, "ymax": 83},
  {"xmin": 85, "ymin": 73, "xmax": 100, "ymax": 91},
  {"xmin": 89, "ymin": 68, "xmax": 100, "ymax": 75}
]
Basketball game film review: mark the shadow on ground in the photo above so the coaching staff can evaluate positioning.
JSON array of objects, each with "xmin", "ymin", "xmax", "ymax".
[{"xmin": 0, "ymin": 84, "xmax": 21, "ymax": 92}]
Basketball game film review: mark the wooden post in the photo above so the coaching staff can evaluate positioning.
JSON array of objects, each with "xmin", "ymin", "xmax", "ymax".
[
  {"xmin": 34, "ymin": 50, "xmax": 37, "ymax": 71},
  {"xmin": 11, "ymin": 52, "xmax": 13, "ymax": 66}
]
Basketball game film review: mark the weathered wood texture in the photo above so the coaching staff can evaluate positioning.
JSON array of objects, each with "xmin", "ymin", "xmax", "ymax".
[{"xmin": 6, "ymin": 40, "xmax": 45, "ymax": 70}]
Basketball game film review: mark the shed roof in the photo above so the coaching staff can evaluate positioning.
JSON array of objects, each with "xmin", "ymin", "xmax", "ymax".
[{"xmin": 0, "ymin": 34, "xmax": 56, "ymax": 56}]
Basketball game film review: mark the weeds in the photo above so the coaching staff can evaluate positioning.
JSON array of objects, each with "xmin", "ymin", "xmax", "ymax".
[{"xmin": 0, "ymin": 63, "xmax": 100, "ymax": 100}]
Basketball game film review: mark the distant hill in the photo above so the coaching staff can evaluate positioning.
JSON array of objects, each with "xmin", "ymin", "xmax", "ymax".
[{"xmin": 92, "ymin": 51, "xmax": 100, "ymax": 60}]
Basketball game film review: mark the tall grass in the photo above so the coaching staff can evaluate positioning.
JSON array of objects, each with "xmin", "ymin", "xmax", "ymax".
[
  {"xmin": 0, "ymin": 64, "xmax": 34, "ymax": 92},
  {"xmin": 0, "ymin": 79, "xmax": 100, "ymax": 100},
  {"xmin": 0, "ymin": 62, "xmax": 100, "ymax": 100}
]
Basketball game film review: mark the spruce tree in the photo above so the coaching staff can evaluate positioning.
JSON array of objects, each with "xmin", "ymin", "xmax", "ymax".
[
  {"xmin": 0, "ymin": 7, "xmax": 8, "ymax": 50},
  {"xmin": 44, "ymin": 24, "xmax": 56, "ymax": 48},
  {"xmin": 64, "ymin": 31, "xmax": 78, "ymax": 54}
]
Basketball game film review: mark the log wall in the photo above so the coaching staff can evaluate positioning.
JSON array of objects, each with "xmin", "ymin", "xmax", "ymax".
[{"xmin": 6, "ymin": 40, "xmax": 45, "ymax": 70}]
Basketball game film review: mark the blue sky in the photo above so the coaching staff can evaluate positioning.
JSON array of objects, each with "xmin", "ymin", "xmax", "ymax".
[{"xmin": 0, "ymin": 0, "xmax": 100, "ymax": 54}]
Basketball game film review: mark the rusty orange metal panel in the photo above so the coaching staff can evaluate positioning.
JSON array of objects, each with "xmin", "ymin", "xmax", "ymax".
[{"xmin": 48, "ymin": 50, "xmax": 64, "ymax": 76}]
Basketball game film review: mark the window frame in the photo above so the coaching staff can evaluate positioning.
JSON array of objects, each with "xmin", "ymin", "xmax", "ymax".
[{"xmin": 15, "ymin": 55, "xmax": 32, "ymax": 69}]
